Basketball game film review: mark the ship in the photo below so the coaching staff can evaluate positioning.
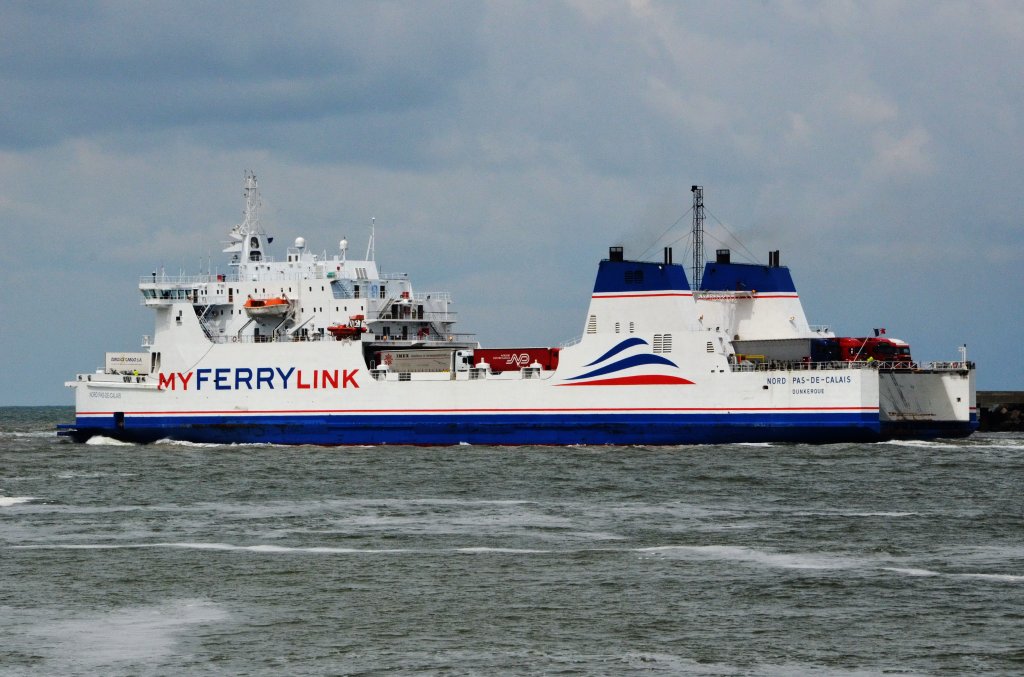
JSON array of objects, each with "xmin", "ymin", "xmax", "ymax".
[{"xmin": 60, "ymin": 175, "xmax": 977, "ymax": 445}]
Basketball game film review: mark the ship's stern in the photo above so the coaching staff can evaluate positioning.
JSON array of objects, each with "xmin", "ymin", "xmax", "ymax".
[{"xmin": 878, "ymin": 364, "xmax": 977, "ymax": 439}]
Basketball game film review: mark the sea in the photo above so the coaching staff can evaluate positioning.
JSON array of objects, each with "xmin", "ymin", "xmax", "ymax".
[{"xmin": 2, "ymin": 406, "xmax": 1022, "ymax": 676}]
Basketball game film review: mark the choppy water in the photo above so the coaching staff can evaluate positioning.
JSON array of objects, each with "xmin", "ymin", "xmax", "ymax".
[{"xmin": 2, "ymin": 406, "xmax": 1023, "ymax": 676}]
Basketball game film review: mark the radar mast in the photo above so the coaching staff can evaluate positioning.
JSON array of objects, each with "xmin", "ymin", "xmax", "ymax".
[
  {"xmin": 225, "ymin": 171, "xmax": 269, "ymax": 267},
  {"xmin": 691, "ymin": 185, "xmax": 705, "ymax": 289}
]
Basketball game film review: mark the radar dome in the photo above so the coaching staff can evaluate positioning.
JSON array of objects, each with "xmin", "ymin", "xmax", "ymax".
[{"xmin": 294, "ymin": 237, "xmax": 306, "ymax": 249}]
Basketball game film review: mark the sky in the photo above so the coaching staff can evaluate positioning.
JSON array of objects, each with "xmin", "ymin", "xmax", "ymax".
[{"xmin": 2, "ymin": 0, "xmax": 1022, "ymax": 405}]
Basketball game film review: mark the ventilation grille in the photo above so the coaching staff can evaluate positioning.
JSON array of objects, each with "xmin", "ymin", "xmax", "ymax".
[
  {"xmin": 653, "ymin": 334, "xmax": 673, "ymax": 354},
  {"xmin": 587, "ymin": 315, "xmax": 597, "ymax": 334},
  {"xmin": 624, "ymin": 269, "xmax": 645, "ymax": 284}
]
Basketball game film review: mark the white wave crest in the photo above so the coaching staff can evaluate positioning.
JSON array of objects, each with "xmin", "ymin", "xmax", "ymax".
[
  {"xmin": 884, "ymin": 567, "xmax": 1024, "ymax": 583},
  {"xmin": 22, "ymin": 598, "xmax": 227, "ymax": 668},
  {"xmin": 455, "ymin": 547, "xmax": 552, "ymax": 554},
  {"xmin": 13, "ymin": 542, "xmax": 413, "ymax": 554},
  {"xmin": 637, "ymin": 545, "xmax": 864, "ymax": 570},
  {"xmin": 956, "ymin": 572, "xmax": 1024, "ymax": 583},
  {"xmin": 0, "ymin": 495, "xmax": 36, "ymax": 507},
  {"xmin": 2, "ymin": 430, "xmax": 58, "ymax": 439},
  {"xmin": 85, "ymin": 435, "xmax": 136, "ymax": 446},
  {"xmin": 884, "ymin": 439, "xmax": 960, "ymax": 449},
  {"xmin": 153, "ymin": 438, "xmax": 283, "ymax": 448},
  {"xmin": 155, "ymin": 542, "xmax": 410, "ymax": 554},
  {"xmin": 154, "ymin": 438, "xmax": 226, "ymax": 448},
  {"xmin": 883, "ymin": 567, "xmax": 942, "ymax": 577}
]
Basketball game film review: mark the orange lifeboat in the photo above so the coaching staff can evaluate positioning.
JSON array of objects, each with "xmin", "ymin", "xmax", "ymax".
[
  {"xmin": 243, "ymin": 296, "xmax": 290, "ymax": 317},
  {"xmin": 328, "ymin": 315, "xmax": 367, "ymax": 340}
]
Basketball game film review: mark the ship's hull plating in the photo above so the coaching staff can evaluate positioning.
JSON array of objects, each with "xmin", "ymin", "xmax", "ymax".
[
  {"xmin": 62, "ymin": 337, "xmax": 978, "ymax": 446},
  {"xmin": 60, "ymin": 410, "xmax": 976, "ymax": 446}
]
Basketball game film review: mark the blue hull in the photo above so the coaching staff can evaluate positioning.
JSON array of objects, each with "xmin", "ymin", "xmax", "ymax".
[{"xmin": 59, "ymin": 411, "xmax": 977, "ymax": 445}]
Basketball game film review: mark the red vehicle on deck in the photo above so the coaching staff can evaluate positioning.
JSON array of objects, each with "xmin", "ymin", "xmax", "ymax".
[{"xmin": 836, "ymin": 336, "xmax": 913, "ymax": 364}]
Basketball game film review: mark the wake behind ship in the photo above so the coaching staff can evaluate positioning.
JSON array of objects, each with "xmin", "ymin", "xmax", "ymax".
[{"xmin": 62, "ymin": 176, "xmax": 977, "ymax": 445}]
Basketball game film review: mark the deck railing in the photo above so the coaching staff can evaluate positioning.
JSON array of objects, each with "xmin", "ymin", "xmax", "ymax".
[
  {"xmin": 200, "ymin": 331, "xmax": 478, "ymax": 345},
  {"xmin": 730, "ymin": 360, "xmax": 974, "ymax": 373},
  {"xmin": 412, "ymin": 291, "xmax": 452, "ymax": 302}
]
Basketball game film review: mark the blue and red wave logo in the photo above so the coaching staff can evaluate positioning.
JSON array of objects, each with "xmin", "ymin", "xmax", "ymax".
[{"xmin": 559, "ymin": 337, "xmax": 694, "ymax": 386}]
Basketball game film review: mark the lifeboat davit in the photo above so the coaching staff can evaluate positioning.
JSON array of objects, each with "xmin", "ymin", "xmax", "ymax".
[{"xmin": 243, "ymin": 296, "xmax": 290, "ymax": 317}]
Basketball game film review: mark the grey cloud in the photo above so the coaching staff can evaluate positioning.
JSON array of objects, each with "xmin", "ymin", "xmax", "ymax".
[
  {"xmin": 2, "ymin": 1, "xmax": 1023, "ymax": 403},
  {"xmin": 0, "ymin": 1, "xmax": 484, "ymax": 149}
]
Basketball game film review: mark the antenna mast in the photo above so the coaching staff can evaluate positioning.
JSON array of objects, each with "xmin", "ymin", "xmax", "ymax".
[
  {"xmin": 365, "ymin": 217, "xmax": 376, "ymax": 261},
  {"xmin": 241, "ymin": 170, "xmax": 262, "ymax": 235},
  {"xmin": 691, "ymin": 185, "xmax": 705, "ymax": 289}
]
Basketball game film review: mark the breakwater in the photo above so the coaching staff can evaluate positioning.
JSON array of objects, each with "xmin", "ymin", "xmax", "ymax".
[{"xmin": 978, "ymin": 391, "xmax": 1024, "ymax": 431}]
